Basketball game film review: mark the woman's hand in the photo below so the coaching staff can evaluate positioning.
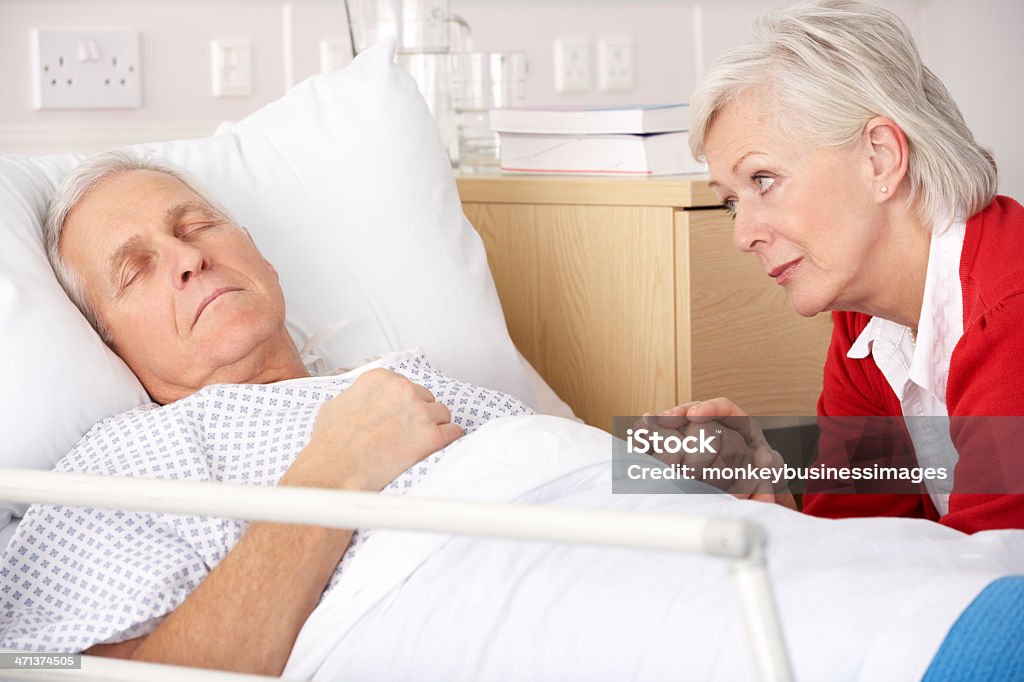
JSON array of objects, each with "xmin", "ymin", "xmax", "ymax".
[{"xmin": 644, "ymin": 397, "xmax": 797, "ymax": 510}]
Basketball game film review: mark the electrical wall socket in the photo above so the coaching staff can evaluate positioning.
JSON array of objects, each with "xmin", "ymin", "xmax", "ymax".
[
  {"xmin": 597, "ymin": 37, "xmax": 635, "ymax": 92},
  {"xmin": 554, "ymin": 38, "xmax": 591, "ymax": 93},
  {"xmin": 31, "ymin": 29, "xmax": 141, "ymax": 110}
]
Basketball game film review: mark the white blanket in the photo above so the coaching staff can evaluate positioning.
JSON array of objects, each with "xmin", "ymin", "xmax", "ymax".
[{"xmin": 284, "ymin": 415, "xmax": 1024, "ymax": 682}]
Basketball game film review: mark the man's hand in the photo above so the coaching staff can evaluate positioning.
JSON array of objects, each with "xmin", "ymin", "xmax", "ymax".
[
  {"xmin": 644, "ymin": 397, "xmax": 796, "ymax": 510},
  {"xmin": 284, "ymin": 368, "xmax": 465, "ymax": 493}
]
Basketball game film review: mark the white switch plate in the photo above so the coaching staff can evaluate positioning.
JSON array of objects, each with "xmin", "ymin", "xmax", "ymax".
[
  {"xmin": 211, "ymin": 39, "xmax": 252, "ymax": 97},
  {"xmin": 597, "ymin": 37, "xmax": 634, "ymax": 92},
  {"xmin": 319, "ymin": 39, "xmax": 350, "ymax": 74},
  {"xmin": 554, "ymin": 38, "xmax": 591, "ymax": 93},
  {"xmin": 31, "ymin": 29, "xmax": 141, "ymax": 110}
]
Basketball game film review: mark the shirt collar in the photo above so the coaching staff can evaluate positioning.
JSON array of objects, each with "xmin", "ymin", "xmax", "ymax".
[
  {"xmin": 848, "ymin": 316, "xmax": 915, "ymax": 400},
  {"xmin": 847, "ymin": 317, "xmax": 878, "ymax": 359}
]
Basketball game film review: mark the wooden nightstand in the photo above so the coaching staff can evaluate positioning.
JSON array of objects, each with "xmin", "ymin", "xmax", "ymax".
[{"xmin": 456, "ymin": 174, "xmax": 833, "ymax": 431}]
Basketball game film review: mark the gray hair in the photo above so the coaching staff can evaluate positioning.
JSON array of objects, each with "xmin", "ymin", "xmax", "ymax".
[
  {"xmin": 689, "ymin": 0, "xmax": 997, "ymax": 226},
  {"xmin": 43, "ymin": 148, "xmax": 229, "ymax": 344}
]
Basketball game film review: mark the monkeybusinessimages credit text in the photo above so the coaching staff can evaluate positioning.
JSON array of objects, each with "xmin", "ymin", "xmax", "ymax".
[{"xmin": 623, "ymin": 427, "xmax": 950, "ymax": 486}]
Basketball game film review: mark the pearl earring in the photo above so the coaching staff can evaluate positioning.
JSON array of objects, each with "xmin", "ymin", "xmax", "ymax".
[{"xmin": 880, "ymin": 185, "xmax": 889, "ymax": 193}]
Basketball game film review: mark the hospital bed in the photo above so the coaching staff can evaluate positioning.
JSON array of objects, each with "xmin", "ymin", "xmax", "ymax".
[
  {"xmin": 2, "ymin": 450, "xmax": 1024, "ymax": 682},
  {"xmin": 2, "ymin": 38, "xmax": 1024, "ymax": 681},
  {"xmin": 0, "ymin": 468, "xmax": 789, "ymax": 681}
]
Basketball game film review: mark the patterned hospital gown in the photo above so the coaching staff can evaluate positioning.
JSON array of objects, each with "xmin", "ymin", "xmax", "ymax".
[{"xmin": 0, "ymin": 351, "xmax": 533, "ymax": 652}]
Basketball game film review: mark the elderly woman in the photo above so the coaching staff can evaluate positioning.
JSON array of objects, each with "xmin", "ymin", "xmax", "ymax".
[{"xmin": 668, "ymin": 0, "xmax": 1023, "ymax": 533}]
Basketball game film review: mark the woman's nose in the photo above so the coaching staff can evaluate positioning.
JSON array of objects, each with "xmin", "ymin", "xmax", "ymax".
[{"xmin": 732, "ymin": 205, "xmax": 771, "ymax": 253}]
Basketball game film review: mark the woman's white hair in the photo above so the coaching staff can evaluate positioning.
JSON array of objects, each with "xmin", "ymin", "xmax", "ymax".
[
  {"xmin": 43, "ymin": 148, "xmax": 229, "ymax": 344},
  {"xmin": 689, "ymin": 0, "xmax": 997, "ymax": 226}
]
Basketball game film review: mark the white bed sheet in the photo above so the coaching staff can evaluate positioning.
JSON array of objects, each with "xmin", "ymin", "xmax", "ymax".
[{"xmin": 284, "ymin": 415, "xmax": 1024, "ymax": 682}]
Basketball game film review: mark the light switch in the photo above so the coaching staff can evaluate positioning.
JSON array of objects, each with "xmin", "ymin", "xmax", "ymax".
[
  {"xmin": 211, "ymin": 39, "xmax": 252, "ymax": 97},
  {"xmin": 319, "ymin": 39, "xmax": 350, "ymax": 74}
]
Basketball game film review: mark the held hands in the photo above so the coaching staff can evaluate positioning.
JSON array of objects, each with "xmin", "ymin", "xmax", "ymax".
[
  {"xmin": 641, "ymin": 397, "xmax": 796, "ymax": 510},
  {"xmin": 285, "ymin": 368, "xmax": 464, "ymax": 493}
]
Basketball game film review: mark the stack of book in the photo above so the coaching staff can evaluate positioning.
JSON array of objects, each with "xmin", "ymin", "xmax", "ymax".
[{"xmin": 489, "ymin": 104, "xmax": 705, "ymax": 176}]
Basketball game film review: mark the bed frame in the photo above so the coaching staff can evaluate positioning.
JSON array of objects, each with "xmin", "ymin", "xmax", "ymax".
[{"xmin": 0, "ymin": 468, "xmax": 793, "ymax": 681}]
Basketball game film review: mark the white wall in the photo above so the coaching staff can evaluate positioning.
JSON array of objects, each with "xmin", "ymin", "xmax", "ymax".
[
  {"xmin": 0, "ymin": 0, "xmax": 1020, "ymax": 197},
  {"xmin": 922, "ymin": 0, "xmax": 1024, "ymax": 201},
  {"xmin": 454, "ymin": 2, "xmax": 695, "ymax": 108}
]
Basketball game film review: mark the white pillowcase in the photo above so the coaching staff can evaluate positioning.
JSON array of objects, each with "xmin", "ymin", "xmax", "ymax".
[{"xmin": 0, "ymin": 38, "xmax": 539, "ymax": 519}]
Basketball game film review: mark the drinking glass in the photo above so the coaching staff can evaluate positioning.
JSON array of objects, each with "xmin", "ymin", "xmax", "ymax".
[
  {"xmin": 450, "ymin": 52, "xmax": 527, "ymax": 173},
  {"xmin": 345, "ymin": 0, "xmax": 469, "ymax": 55}
]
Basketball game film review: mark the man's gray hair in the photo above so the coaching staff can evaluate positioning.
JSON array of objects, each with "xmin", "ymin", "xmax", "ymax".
[
  {"xmin": 688, "ymin": 0, "xmax": 997, "ymax": 226},
  {"xmin": 43, "ymin": 148, "xmax": 228, "ymax": 344}
]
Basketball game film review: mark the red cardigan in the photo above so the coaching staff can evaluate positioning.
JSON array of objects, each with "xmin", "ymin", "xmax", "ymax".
[{"xmin": 803, "ymin": 196, "xmax": 1024, "ymax": 533}]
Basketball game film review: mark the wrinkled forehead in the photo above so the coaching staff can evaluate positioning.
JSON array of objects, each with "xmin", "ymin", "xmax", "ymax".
[
  {"xmin": 69, "ymin": 169, "xmax": 220, "ymax": 236},
  {"xmin": 704, "ymin": 93, "xmax": 813, "ymax": 180},
  {"xmin": 61, "ymin": 170, "xmax": 218, "ymax": 274},
  {"xmin": 704, "ymin": 100, "xmax": 772, "ymax": 180}
]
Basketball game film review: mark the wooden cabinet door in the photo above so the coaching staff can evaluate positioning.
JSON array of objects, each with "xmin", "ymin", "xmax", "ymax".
[{"xmin": 464, "ymin": 202, "xmax": 678, "ymax": 430}]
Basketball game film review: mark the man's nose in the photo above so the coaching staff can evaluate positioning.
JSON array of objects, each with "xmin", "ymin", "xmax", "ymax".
[
  {"xmin": 166, "ymin": 240, "xmax": 210, "ymax": 289},
  {"xmin": 732, "ymin": 203, "xmax": 771, "ymax": 253}
]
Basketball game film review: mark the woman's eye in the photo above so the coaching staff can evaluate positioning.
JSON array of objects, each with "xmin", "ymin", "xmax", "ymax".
[
  {"xmin": 722, "ymin": 200, "xmax": 737, "ymax": 218},
  {"xmin": 754, "ymin": 175, "xmax": 775, "ymax": 193}
]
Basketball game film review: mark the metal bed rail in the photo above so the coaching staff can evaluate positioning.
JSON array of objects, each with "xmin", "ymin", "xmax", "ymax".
[{"xmin": 0, "ymin": 468, "xmax": 794, "ymax": 681}]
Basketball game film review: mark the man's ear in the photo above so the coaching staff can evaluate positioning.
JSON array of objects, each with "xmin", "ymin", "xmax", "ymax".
[{"xmin": 863, "ymin": 116, "xmax": 910, "ymax": 201}]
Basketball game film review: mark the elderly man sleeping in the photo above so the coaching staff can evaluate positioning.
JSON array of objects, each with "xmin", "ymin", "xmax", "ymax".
[
  {"xmin": 0, "ymin": 152, "xmax": 1021, "ymax": 682},
  {"xmin": 2, "ymin": 149, "xmax": 534, "ymax": 668}
]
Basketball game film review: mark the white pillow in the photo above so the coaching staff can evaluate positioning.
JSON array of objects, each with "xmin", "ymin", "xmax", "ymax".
[
  {"xmin": 0, "ymin": 155, "xmax": 151, "ymax": 483},
  {"xmin": 0, "ymin": 38, "xmax": 538, "ymax": 518}
]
